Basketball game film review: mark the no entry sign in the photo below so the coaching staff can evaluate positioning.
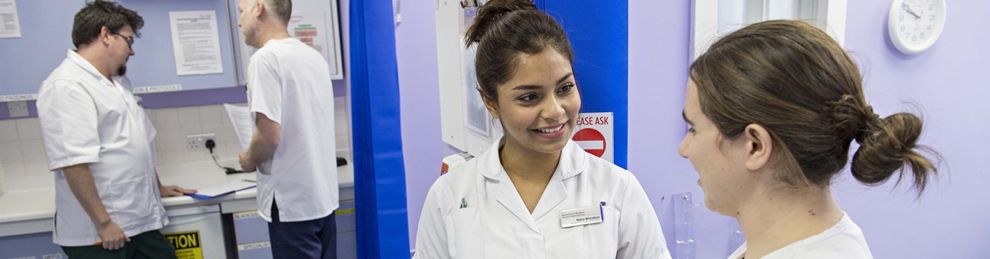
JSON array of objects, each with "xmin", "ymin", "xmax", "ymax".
[{"xmin": 573, "ymin": 112, "xmax": 613, "ymax": 162}]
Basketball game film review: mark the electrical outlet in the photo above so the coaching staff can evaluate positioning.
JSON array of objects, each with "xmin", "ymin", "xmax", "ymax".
[
  {"xmin": 186, "ymin": 133, "xmax": 216, "ymax": 149},
  {"xmin": 7, "ymin": 100, "xmax": 29, "ymax": 118}
]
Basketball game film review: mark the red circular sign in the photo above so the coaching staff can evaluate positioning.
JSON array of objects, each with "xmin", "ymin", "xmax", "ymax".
[{"xmin": 572, "ymin": 128, "xmax": 606, "ymax": 157}]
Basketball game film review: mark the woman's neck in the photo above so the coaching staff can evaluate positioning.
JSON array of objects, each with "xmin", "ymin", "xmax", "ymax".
[
  {"xmin": 736, "ymin": 185, "xmax": 843, "ymax": 258},
  {"xmin": 498, "ymin": 137, "xmax": 562, "ymax": 213},
  {"xmin": 499, "ymin": 137, "xmax": 560, "ymax": 181}
]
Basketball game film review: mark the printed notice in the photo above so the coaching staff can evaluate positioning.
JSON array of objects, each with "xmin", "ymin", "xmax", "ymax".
[
  {"xmin": 0, "ymin": 0, "xmax": 21, "ymax": 38},
  {"xmin": 169, "ymin": 11, "xmax": 223, "ymax": 75},
  {"xmin": 288, "ymin": 13, "xmax": 330, "ymax": 60}
]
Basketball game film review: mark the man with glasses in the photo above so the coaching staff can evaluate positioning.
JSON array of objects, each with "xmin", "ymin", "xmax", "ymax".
[
  {"xmin": 37, "ymin": 1, "xmax": 194, "ymax": 258},
  {"xmin": 114, "ymin": 33, "xmax": 134, "ymax": 49}
]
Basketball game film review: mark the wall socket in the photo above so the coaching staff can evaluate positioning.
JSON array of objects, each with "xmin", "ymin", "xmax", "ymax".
[
  {"xmin": 6, "ymin": 100, "xmax": 29, "ymax": 118},
  {"xmin": 186, "ymin": 133, "xmax": 216, "ymax": 149}
]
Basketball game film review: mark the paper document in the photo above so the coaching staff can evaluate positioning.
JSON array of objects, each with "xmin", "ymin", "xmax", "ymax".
[
  {"xmin": 169, "ymin": 10, "xmax": 223, "ymax": 75},
  {"xmin": 223, "ymin": 103, "xmax": 255, "ymax": 150},
  {"xmin": 0, "ymin": 0, "xmax": 22, "ymax": 38},
  {"xmin": 288, "ymin": 13, "xmax": 330, "ymax": 61},
  {"xmin": 187, "ymin": 179, "xmax": 255, "ymax": 200}
]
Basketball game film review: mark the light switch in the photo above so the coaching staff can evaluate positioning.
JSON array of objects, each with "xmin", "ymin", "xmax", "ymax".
[{"xmin": 7, "ymin": 101, "xmax": 29, "ymax": 118}]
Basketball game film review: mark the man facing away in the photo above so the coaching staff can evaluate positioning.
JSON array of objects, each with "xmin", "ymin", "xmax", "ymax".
[{"xmin": 236, "ymin": 0, "xmax": 340, "ymax": 258}]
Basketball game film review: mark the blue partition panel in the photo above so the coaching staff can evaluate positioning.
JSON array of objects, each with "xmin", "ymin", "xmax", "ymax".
[
  {"xmin": 348, "ymin": 0, "xmax": 411, "ymax": 258},
  {"xmin": 536, "ymin": 0, "xmax": 629, "ymax": 168}
]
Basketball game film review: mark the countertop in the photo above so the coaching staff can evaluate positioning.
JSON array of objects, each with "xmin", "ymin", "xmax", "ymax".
[{"xmin": 0, "ymin": 161, "xmax": 354, "ymax": 236}]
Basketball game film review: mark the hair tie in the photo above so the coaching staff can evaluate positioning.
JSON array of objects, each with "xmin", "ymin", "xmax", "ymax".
[{"xmin": 855, "ymin": 113, "xmax": 882, "ymax": 144}]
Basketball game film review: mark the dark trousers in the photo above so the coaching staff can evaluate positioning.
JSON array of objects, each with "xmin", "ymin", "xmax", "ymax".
[
  {"xmin": 61, "ymin": 230, "xmax": 177, "ymax": 259},
  {"xmin": 268, "ymin": 199, "xmax": 337, "ymax": 259}
]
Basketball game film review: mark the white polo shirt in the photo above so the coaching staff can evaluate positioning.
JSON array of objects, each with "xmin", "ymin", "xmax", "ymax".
[
  {"xmin": 37, "ymin": 50, "xmax": 167, "ymax": 246},
  {"xmin": 415, "ymin": 139, "xmax": 672, "ymax": 259},
  {"xmin": 247, "ymin": 38, "xmax": 338, "ymax": 222}
]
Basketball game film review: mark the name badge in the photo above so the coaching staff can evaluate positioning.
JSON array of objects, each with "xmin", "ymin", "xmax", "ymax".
[{"xmin": 559, "ymin": 204, "xmax": 603, "ymax": 228}]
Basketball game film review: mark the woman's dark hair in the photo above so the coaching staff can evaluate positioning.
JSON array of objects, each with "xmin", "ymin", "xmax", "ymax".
[
  {"xmin": 690, "ymin": 20, "xmax": 939, "ymax": 192},
  {"xmin": 72, "ymin": 0, "xmax": 144, "ymax": 48},
  {"xmin": 465, "ymin": 0, "xmax": 574, "ymax": 102}
]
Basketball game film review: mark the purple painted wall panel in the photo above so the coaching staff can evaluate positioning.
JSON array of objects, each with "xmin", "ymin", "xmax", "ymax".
[
  {"xmin": 393, "ymin": 0, "xmax": 453, "ymax": 249},
  {"xmin": 0, "ymin": 80, "xmax": 345, "ymax": 120}
]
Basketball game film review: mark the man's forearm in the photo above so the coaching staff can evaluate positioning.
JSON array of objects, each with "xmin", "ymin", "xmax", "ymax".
[
  {"xmin": 247, "ymin": 131, "xmax": 277, "ymax": 164},
  {"xmin": 62, "ymin": 164, "xmax": 112, "ymax": 227},
  {"xmin": 241, "ymin": 113, "xmax": 280, "ymax": 172}
]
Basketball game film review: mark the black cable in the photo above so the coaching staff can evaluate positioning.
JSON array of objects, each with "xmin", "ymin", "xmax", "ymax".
[{"xmin": 205, "ymin": 139, "xmax": 244, "ymax": 174}]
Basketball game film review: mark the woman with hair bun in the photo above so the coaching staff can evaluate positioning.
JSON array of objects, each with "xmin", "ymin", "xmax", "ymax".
[
  {"xmin": 414, "ymin": 0, "xmax": 671, "ymax": 258},
  {"xmin": 679, "ymin": 20, "xmax": 940, "ymax": 259}
]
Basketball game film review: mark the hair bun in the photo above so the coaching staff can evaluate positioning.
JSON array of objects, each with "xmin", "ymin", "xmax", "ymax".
[
  {"xmin": 851, "ymin": 112, "xmax": 938, "ymax": 192},
  {"xmin": 465, "ymin": 0, "xmax": 537, "ymax": 47}
]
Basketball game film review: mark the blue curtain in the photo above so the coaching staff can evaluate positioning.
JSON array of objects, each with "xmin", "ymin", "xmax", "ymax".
[{"xmin": 349, "ymin": 0, "xmax": 411, "ymax": 258}]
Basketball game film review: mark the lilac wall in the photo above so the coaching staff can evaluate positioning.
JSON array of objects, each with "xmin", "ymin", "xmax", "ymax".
[
  {"xmin": 832, "ymin": 1, "xmax": 990, "ymax": 258},
  {"xmin": 630, "ymin": 1, "xmax": 990, "ymax": 258},
  {"xmin": 392, "ymin": 1, "xmax": 459, "ymax": 248},
  {"xmin": 629, "ymin": 1, "xmax": 742, "ymax": 258}
]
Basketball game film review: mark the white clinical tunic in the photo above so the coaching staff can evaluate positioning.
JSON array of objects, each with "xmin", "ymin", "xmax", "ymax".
[
  {"xmin": 247, "ymin": 38, "xmax": 338, "ymax": 222},
  {"xmin": 728, "ymin": 213, "xmax": 874, "ymax": 259},
  {"xmin": 415, "ymin": 139, "xmax": 672, "ymax": 259},
  {"xmin": 38, "ymin": 50, "xmax": 167, "ymax": 246}
]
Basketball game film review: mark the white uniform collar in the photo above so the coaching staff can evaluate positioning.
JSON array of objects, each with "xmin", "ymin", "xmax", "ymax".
[
  {"xmin": 478, "ymin": 137, "xmax": 588, "ymax": 182},
  {"xmin": 66, "ymin": 49, "xmax": 117, "ymax": 86}
]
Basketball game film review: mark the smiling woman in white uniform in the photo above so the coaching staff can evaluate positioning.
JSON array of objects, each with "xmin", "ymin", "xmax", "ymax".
[
  {"xmin": 679, "ymin": 20, "xmax": 940, "ymax": 259},
  {"xmin": 414, "ymin": 1, "xmax": 671, "ymax": 258}
]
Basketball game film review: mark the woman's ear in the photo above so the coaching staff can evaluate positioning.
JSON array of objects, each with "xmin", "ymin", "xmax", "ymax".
[
  {"xmin": 743, "ymin": 123, "xmax": 773, "ymax": 171},
  {"xmin": 480, "ymin": 89, "xmax": 499, "ymax": 119}
]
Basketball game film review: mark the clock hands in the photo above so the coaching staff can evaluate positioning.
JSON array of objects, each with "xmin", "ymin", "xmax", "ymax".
[{"xmin": 902, "ymin": 2, "xmax": 922, "ymax": 19}]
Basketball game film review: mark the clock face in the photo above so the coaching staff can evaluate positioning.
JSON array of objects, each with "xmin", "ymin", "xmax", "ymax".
[{"xmin": 889, "ymin": 0, "xmax": 946, "ymax": 54}]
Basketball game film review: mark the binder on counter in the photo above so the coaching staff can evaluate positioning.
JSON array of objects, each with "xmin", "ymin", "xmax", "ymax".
[{"xmin": 187, "ymin": 179, "xmax": 256, "ymax": 200}]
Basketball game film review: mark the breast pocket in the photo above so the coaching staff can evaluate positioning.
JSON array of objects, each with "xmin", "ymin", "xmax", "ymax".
[
  {"xmin": 445, "ymin": 207, "xmax": 484, "ymax": 258},
  {"xmin": 587, "ymin": 205, "xmax": 620, "ymax": 251}
]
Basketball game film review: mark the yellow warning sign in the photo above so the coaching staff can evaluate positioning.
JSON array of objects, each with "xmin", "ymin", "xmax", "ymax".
[
  {"xmin": 165, "ymin": 231, "xmax": 203, "ymax": 259},
  {"xmin": 337, "ymin": 208, "xmax": 356, "ymax": 215}
]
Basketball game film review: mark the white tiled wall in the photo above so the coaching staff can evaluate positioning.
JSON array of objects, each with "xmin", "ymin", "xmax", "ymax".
[
  {"xmin": 0, "ymin": 96, "xmax": 352, "ymax": 194},
  {"xmin": 0, "ymin": 118, "xmax": 51, "ymax": 192}
]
